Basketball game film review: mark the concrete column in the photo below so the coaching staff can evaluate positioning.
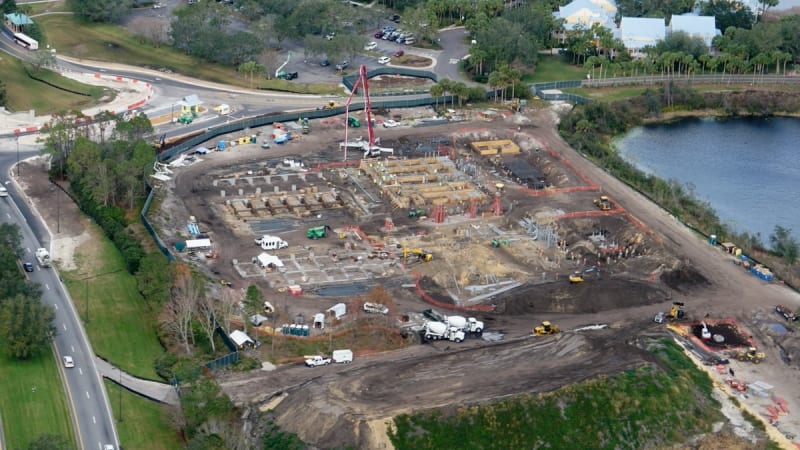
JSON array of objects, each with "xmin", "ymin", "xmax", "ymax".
[
  {"xmin": 221, "ymin": 190, "xmax": 226, "ymax": 197},
  {"xmin": 274, "ymin": 186, "xmax": 279, "ymax": 193},
  {"xmin": 212, "ymin": 180, "xmax": 218, "ymax": 187},
  {"xmin": 238, "ymin": 188, "xmax": 244, "ymax": 196},
  {"xmin": 291, "ymin": 184, "xmax": 296, "ymax": 191},
  {"xmin": 255, "ymin": 187, "xmax": 261, "ymax": 195}
]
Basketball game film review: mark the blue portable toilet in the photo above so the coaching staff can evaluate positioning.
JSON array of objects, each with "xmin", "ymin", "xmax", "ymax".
[
  {"xmin": 217, "ymin": 140, "xmax": 227, "ymax": 151},
  {"xmin": 709, "ymin": 234, "xmax": 717, "ymax": 245},
  {"xmin": 302, "ymin": 325, "xmax": 309, "ymax": 337}
]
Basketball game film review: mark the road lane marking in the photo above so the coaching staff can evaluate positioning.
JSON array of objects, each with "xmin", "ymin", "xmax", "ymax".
[
  {"xmin": 5, "ymin": 213, "xmax": 9, "ymax": 219},
  {"xmin": 71, "ymin": 345, "xmax": 75, "ymax": 352},
  {"xmin": 62, "ymin": 323, "xmax": 67, "ymax": 331},
  {"xmin": 85, "ymin": 391, "xmax": 90, "ymax": 399},
  {"xmin": 79, "ymin": 367, "xmax": 83, "ymax": 375},
  {"xmin": 45, "ymin": 284, "xmax": 50, "ymax": 290},
  {"xmin": 53, "ymin": 303, "xmax": 58, "ymax": 310},
  {"xmin": 92, "ymin": 416, "xmax": 96, "ymax": 424}
]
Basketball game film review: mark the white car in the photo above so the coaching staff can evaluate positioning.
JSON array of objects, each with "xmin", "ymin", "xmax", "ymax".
[
  {"xmin": 63, "ymin": 356, "xmax": 75, "ymax": 368},
  {"xmin": 378, "ymin": 56, "xmax": 391, "ymax": 65},
  {"xmin": 382, "ymin": 119, "xmax": 399, "ymax": 128},
  {"xmin": 364, "ymin": 41, "xmax": 377, "ymax": 51}
]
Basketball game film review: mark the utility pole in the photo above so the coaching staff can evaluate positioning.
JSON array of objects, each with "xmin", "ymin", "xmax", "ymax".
[{"xmin": 16, "ymin": 136, "xmax": 20, "ymax": 177}]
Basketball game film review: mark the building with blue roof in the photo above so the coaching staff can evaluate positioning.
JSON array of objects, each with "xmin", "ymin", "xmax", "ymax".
[{"xmin": 3, "ymin": 12, "xmax": 34, "ymax": 33}]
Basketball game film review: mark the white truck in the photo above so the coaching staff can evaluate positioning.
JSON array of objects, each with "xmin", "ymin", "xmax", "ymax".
[
  {"xmin": 35, "ymin": 248, "xmax": 51, "ymax": 268},
  {"xmin": 255, "ymin": 235, "xmax": 288, "ymax": 250},
  {"xmin": 423, "ymin": 321, "xmax": 465, "ymax": 343},
  {"xmin": 363, "ymin": 302, "xmax": 389, "ymax": 315},
  {"xmin": 305, "ymin": 355, "xmax": 331, "ymax": 367},
  {"xmin": 445, "ymin": 315, "xmax": 484, "ymax": 334},
  {"xmin": 332, "ymin": 349, "xmax": 353, "ymax": 364}
]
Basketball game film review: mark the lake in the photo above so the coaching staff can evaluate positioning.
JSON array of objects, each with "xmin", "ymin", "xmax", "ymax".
[{"xmin": 614, "ymin": 116, "xmax": 800, "ymax": 243}]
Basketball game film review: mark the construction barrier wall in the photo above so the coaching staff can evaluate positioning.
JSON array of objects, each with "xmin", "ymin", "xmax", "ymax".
[
  {"xmin": 141, "ymin": 182, "xmax": 175, "ymax": 261},
  {"xmin": 342, "ymin": 67, "xmax": 438, "ymax": 92}
]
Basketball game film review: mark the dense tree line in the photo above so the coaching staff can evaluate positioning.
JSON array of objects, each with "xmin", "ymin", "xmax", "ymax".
[
  {"xmin": 0, "ymin": 223, "xmax": 53, "ymax": 360},
  {"xmin": 67, "ymin": 0, "xmax": 132, "ymax": 24}
]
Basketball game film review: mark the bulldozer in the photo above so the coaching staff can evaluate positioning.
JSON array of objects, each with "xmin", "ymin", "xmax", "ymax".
[
  {"xmin": 593, "ymin": 196, "xmax": 612, "ymax": 211},
  {"xmin": 735, "ymin": 347, "xmax": 765, "ymax": 364},
  {"xmin": 533, "ymin": 321, "xmax": 559, "ymax": 336},
  {"xmin": 666, "ymin": 302, "xmax": 686, "ymax": 321},
  {"xmin": 403, "ymin": 248, "xmax": 432, "ymax": 262}
]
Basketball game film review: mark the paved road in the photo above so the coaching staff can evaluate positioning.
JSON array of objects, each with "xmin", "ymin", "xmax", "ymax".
[{"xmin": 0, "ymin": 146, "xmax": 119, "ymax": 450}]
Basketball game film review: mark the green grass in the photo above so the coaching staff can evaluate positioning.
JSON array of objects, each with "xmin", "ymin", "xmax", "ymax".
[
  {"xmin": 61, "ymin": 226, "xmax": 164, "ymax": 380},
  {"xmin": 528, "ymin": 55, "xmax": 587, "ymax": 83},
  {"xmin": 564, "ymin": 84, "xmax": 749, "ymax": 102},
  {"xmin": 0, "ymin": 351, "xmax": 76, "ymax": 450},
  {"xmin": 25, "ymin": 65, "xmax": 107, "ymax": 97},
  {"xmin": 36, "ymin": 15, "xmax": 339, "ymax": 95},
  {"xmin": 389, "ymin": 339, "xmax": 723, "ymax": 450},
  {"xmin": 105, "ymin": 380, "xmax": 184, "ymax": 450},
  {"xmin": 0, "ymin": 56, "xmax": 103, "ymax": 114}
]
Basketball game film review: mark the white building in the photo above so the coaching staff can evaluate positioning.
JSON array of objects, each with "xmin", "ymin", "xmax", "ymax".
[
  {"xmin": 557, "ymin": 0, "xmax": 618, "ymax": 31},
  {"xmin": 619, "ymin": 17, "xmax": 667, "ymax": 58},
  {"xmin": 669, "ymin": 15, "xmax": 719, "ymax": 47}
]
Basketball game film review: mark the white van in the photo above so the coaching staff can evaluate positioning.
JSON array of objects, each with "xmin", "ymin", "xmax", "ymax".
[
  {"xmin": 0, "ymin": 186, "xmax": 7, "ymax": 197},
  {"xmin": 332, "ymin": 349, "xmax": 353, "ymax": 364},
  {"xmin": 256, "ymin": 235, "xmax": 288, "ymax": 250}
]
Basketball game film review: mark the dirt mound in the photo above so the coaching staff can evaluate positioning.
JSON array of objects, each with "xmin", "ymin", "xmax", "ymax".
[
  {"xmin": 498, "ymin": 278, "xmax": 668, "ymax": 315},
  {"xmin": 660, "ymin": 265, "xmax": 709, "ymax": 292}
]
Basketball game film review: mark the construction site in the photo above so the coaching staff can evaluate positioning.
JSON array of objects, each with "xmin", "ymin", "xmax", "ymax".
[{"xmin": 146, "ymin": 66, "xmax": 800, "ymax": 448}]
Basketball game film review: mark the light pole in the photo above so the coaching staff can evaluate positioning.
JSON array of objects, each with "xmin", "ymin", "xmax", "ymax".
[
  {"xmin": 82, "ymin": 268, "xmax": 125, "ymax": 323},
  {"xmin": 16, "ymin": 136, "xmax": 20, "ymax": 177}
]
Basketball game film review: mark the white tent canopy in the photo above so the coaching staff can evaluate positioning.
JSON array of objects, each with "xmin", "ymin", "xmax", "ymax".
[{"xmin": 230, "ymin": 330, "xmax": 255, "ymax": 348}]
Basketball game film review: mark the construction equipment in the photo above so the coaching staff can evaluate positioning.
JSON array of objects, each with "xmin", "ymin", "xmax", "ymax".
[
  {"xmin": 775, "ymin": 305, "xmax": 798, "ymax": 322},
  {"xmin": 300, "ymin": 117, "xmax": 310, "ymax": 134},
  {"xmin": 445, "ymin": 315, "xmax": 484, "ymax": 334},
  {"xmin": 323, "ymin": 101, "xmax": 340, "ymax": 110},
  {"xmin": 491, "ymin": 239, "xmax": 511, "ymax": 248},
  {"xmin": 423, "ymin": 321, "xmax": 465, "ymax": 342},
  {"xmin": 177, "ymin": 112, "xmax": 194, "ymax": 124},
  {"xmin": 35, "ymin": 248, "xmax": 51, "ymax": 268},
  {"xmin": 408, "ymin": 208, "xmax": 426, "ymax": 218},
  {"xmin": 306, "ymin": 225, "xmax": 331, "ymax": 239},
  {"xmin": 666, "ymin": 302, "xmax": 686, "ymax": 320},
  {"xmin": 736, "ymin": 347, "xmax": 765, "ymax": 364},
  {"xmin": 403, "ymin": 248, "xmax": 432, "ymax": 262},
  {"xmin": 533, "ymin": 321, "xmax": 559, "ymax": 336},
  {"xmin": 568, "ymin": 272, "xmax": 584, "ymax": 284},
  {"xmin": 347, "ymin": 116, "xmax": 360, "ymax": 128},
  {"xmin": 593, "ymin": 195, "xmax": 612, "ymax": 211},
  {"xmin": 340, "ymin": 65, "xmax": 394, "ymax": 159}
]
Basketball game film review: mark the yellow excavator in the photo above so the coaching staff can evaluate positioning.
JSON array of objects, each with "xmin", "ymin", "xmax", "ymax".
[
  {"xmin": 533, "ymin": 321, "xmax": 560, "ymax": 336},
  {"xmin": 736, "ymin": 347, "xmax": 765, "ymax": 364},
  {"xmin": 569, "ymin": 272, "xmax": 584, "ymax": 284},
  {"xmin": 403, "ymin": 248, "xmax": 433, "ymax": 262}
]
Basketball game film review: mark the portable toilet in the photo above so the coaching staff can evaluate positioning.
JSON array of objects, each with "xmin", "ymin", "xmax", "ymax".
[
  {"xmin": 250, "ymin": 134, "xmax": 257, "ymax": 143},
  {"xmin": 302, "ymin": 325, "xmax": 309, "ymax": 337},
  {"xmin": 281, "ymin": 324, "xmax": 289, "ymax": 334},
  {"xmin": 217, "ymin": 140, "xmax": 227, "ymax": 151},
  {"xmin": 709, "ymin": 234, "xmax": 717, "ymax": 245},
  {"xmin": 288, "ymin": 324, "xmax": 296, "ymax": 335}
]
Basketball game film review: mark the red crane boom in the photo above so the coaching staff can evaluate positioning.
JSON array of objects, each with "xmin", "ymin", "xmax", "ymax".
[{"xmin": 343, "ymin": 65, "xmax": 375, "ymax": 160}]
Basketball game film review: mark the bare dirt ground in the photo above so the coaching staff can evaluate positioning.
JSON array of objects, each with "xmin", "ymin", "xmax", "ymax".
[{"xmin": 16, "ymin": 103, "xmax": 800, "ymax": 449}]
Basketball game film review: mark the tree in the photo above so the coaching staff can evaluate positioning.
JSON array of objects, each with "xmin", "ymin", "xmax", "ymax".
[
  {"xmin": 0, "ymin": 79, "xmax": 6, "ymax": 108},
  {"xmin": 135, "ymin": 253, "xmax": 172, "ymax": 306},
  {"xmin": 195, "ymin": 295, "xmax": 218, "ymax": 353},
  {"xmin": 160, "ymin": 265, "xmax": 200, "ymax": 354},
  {"xmin": 238, "ymin": 61, "xmax": 262, "ymax": 88},
  {"xmin": 67, "ymin": 0, "xmax": 133, "ymax": 24},
  {"xmin": 28, "ymin": 433, "xmax": 70, "ymax": 450},
  {"xmin": 1, "ymin": 0, "xmax": 17, "ymax": 15},
  {"xmin": 0, "ymin": 294, "xmax": 55, "ymax": 360},
  {"xmin": 243, "ymin": 284, "xmax": 263, "ymax": 332},
  {"xmin": 770, "ymin": 225, "xmax": 798, "ymax": 265}
]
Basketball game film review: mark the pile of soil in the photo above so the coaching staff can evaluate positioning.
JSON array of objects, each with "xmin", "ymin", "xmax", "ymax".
[
  {"xmin": 660, "ymin": 265, "xmax": 709, "ymax": 292},
  {"xmin": 499, "ymin": 278, "xmax": 668, "ymax": 315}
]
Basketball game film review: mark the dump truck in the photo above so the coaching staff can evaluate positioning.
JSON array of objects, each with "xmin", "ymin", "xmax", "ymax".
[
  {"xmin": 306, "ymin": 225, "xmax": 331, "ymax": 239},
  {"xmin": 35, "ymin": 248, "xmax": 51, "ymax": 268},
  {"xmin": 533, "ymin": 321, "xmax": 559, "ymax": 336},
  {"xmin": 403, "ymin": 248, "xmax": 432, "ymax": 262},
  {"xmin": 735, "ymin": 347, "xmax": 765, "ymax": 364},
  {"xmin": 423, "ymin": 321, "xmax": 465, "ymax": 343},
  {"xmin": 593, "ymin": 195, "xmax": 612, "ymax": 211}
]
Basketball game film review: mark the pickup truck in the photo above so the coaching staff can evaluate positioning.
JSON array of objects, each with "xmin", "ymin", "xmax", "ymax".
[{"xmin": 305, "ymin": 355, "xmax": 331, "ymax": 367}]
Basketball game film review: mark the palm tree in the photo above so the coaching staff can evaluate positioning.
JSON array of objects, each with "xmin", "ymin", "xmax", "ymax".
[
  {"xmin": 238, "ymin": 61, "xmax": 261, "ymax": 88},
  {"xmin": 487, "ymin": 71, "xmax": 502, "ymax": 103},
  {"xmin": 698, "ymin": 54, "xmax": 710, "ymax": 75},
  {"xmin": 430, "ymin": 83, "xmax": 445, "ymax": 107}
]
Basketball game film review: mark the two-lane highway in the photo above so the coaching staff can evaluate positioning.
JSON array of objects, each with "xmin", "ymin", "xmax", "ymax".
[{"xmin": 0, "ymin": 147, "xmax": 118, "ymax": 450}]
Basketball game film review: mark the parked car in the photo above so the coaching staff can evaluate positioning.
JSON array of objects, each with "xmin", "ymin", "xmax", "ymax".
[
  {"xmin": 391, "ymin": 14, "xmax": 401, "ymax": 23},
  {"xmin": 364, "ymin": 41, "xmax": 378, "ymax": 51},
  {"xmin": 393, "ymin": 50, "xmax": 404, "ymax": 57},
  {"xmin": 63, "ymin": 356, "xmax": 75, "ymax": 368},
  {"xmin": 278, "ymin": 71, "xmax": 298, "ymax": 80},
  {"xmin": 374, "ymin": 31, "xmax": 384, "ymax": 39},
  {"xmin": 382, "ymin": 119, "xmax": 399, "ymax": 128},
  {"xmin": 404, "ymin": 38, "xmax": 416, "ymax": 45},
  {"xmin": 23, "ymin": 262, "xmax": 34, "ymax": 272},
  {"xmin": 654, "ymin": 312, "xmax": 665, "ymax": 323},
  {"xmin": 319, "ymin": 58, "xmax": 330, "ymax": 67},
  {"xmin": 378, "ymin": 56, "xmax": 391, "ymax": 64},
  {"xmin": 335, "ymin": 60, "xmax": 350, "ymax": 70},
  {"xmin": 325, "ymin": 32, "xmax": 335, "ymax": 40}
]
